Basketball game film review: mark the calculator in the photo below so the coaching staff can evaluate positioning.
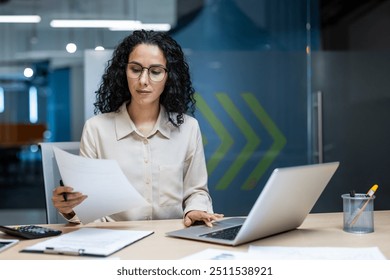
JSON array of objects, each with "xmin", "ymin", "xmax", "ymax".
[
  {"xmin": 0, "ymin": 239, "xmax": 19, "ymax": 252},
  {"xmin": 0, "ymin": 225, "xmax": 62, "ymax": 239}
]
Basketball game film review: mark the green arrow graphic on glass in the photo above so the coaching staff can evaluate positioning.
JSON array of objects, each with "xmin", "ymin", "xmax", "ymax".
[{"xmin": 196, "ymin": 92, "xmax": 286, "ymax": 191}]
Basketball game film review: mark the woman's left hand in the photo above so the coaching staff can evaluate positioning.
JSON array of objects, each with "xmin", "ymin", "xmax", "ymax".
[{"xmin": 184, "ymin": 211, "xmax": 224, "ymax": 227}]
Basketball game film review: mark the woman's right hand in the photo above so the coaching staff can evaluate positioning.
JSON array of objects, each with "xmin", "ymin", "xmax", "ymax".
[{"xmin": 52, "ymin": 185, "xmax": 88, "ymax": 218}]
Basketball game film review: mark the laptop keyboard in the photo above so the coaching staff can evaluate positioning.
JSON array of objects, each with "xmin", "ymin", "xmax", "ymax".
[{"xmin": 200, "ymin": 225, "xmax": 242, "ymax": 240}]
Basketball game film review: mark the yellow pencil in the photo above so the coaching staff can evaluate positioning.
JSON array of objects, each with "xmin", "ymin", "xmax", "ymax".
[{"xmin": 348, "ymin": 184, "xmax": 378, "ymax": 226}]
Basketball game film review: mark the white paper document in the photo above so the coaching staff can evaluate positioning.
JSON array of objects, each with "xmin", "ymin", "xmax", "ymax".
[
  {"xmin": 248, "ymin": 245, "xmax": 387, "ymax": 260},
  {"xmin": 183, "ymin": 246, "xmax": 387, "ymax": 260},
  {"xmin": 182, "ymin": 248, "xmax": 254, "ymax": 260},
  {"xmin": 53, "ymin": 147, "xmax": 149, "ymax": 224},
  {"xmin": 22, "ymin": 228, "xmax": 154, "ymax": 257}
]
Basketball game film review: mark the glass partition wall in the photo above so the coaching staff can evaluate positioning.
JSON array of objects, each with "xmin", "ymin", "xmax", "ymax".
[
  {"xmin": 172, "ymin": 0, "xmax": 317, "ymax": 215},
  {"xmin": 311, "ymin": 0, "xmax": 390, "ymax": 212}
]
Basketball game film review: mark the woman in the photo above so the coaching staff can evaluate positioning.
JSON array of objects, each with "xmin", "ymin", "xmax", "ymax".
[{"xmin": 52, "ymin": 30, "xmax": 223, "ymax": 227}]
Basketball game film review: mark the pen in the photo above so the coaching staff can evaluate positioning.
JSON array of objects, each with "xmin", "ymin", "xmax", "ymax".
[
  {"xmin": 348, "ymin": 184, "xmax": 378, "ymax": 226},
  {"xmin": 60, "ymin": 180, "xmax": 67, "ymax": 202},
  {"xmin": 44, "ymin": 246, "xmax": 85, "ymax": 256}
]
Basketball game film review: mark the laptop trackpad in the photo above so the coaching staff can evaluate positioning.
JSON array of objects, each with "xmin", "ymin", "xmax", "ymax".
[
  {"xmin": 193, "ymin": 217, "xmax": 245, "ymax": 234},
  {"xmin": 212, "ymin": 217, "xmax": 246, "ymax": 227},
  {"xmin": 165, "ymin": 217, "xmax": 246, "ymax": 242}
]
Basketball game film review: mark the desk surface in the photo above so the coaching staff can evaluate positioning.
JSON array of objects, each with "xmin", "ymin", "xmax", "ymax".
[{"xmin": 1, "ymin": 211, "xmax": 389, "ymax": 260}]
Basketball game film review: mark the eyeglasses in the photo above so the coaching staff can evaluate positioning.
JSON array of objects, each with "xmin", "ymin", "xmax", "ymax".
[{"xmin": 126, "ymin": 63, "xmax": 168, "ymax": 82}]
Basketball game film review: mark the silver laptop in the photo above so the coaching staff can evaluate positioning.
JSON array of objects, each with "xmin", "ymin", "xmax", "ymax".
[{"xmin": 166, "ymin": 161, "xmax": 339, "ymax": 246}]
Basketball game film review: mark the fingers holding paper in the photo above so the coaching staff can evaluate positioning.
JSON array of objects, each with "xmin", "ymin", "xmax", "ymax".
[{"xmin": 52, "ymin": 185, "xmax": 88, "ymax": 215}]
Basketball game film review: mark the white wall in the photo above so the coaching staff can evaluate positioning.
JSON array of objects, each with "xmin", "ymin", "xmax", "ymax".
[{"xmin": 83, "ymin": 49, "xmax": 113, "ymax": 121}]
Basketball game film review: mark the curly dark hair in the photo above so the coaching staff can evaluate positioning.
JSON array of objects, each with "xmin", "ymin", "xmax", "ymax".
[{"xmin": 93, "ymin": 30, "xmax": 196, "ymax": 126}]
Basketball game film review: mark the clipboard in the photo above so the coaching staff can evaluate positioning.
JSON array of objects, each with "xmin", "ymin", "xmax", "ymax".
[{"xmin": 21, "ymin": 228, "xmax": 154, "ymax": 257}]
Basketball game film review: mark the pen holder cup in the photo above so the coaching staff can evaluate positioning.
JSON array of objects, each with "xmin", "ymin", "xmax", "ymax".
[{"xmin": 341, "ymin": 194, "xmax": 375, "ymax": 234}]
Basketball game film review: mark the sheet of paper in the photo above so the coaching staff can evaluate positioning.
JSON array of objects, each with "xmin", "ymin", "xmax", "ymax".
[
  {"xmin": 248, "ymin": 245, "xmax": 387, "ymax": 260},
  {"xmin": 22, "ymin": 228, "xmax": 154, "ymax": 257},
  {"xmin": 183, "ymin": 246, "xmax": 387, "ymax": 260},
  {"xmin": 182, "ymin": 248, "xmax": 255, "ymax": 260},
  {"xmin": 53, "ymin": 147, "xmax": 149, "ymax": 224}
]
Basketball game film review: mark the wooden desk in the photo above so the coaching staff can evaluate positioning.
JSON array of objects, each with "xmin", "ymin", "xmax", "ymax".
[{"xmin": 1, "ymin": 211, "xmax": 389, "ymax": 260}]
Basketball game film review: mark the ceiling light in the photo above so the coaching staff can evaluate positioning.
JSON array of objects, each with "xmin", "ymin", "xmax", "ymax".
[
  {"xmin": 66, "ymin": 43, "xmax": 77, "ymax": 53},
  {"xmin": 109, "ymin": 23, "xmax": 171, "ymax": 32},
  {"xmin": 94, "ymin": 46, "xmax": 105, "ymax": 51},
  {"xmin": 50, "ymin": 19, "xmax": 141, "ymax": 29},
  {"xmin": 24, "ymin": 67, "xmax": 34, "ymax": 78},
  {"xmin": 0, "ymin": 15, "xmax": 41, "ymax": 23},
  {"xmin": 50, "ymin": 19, "xmax": 171, "ymax": 31}
]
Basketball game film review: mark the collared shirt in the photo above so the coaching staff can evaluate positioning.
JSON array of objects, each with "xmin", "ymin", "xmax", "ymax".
[{"xmin": 75, "ymin": 102, "xmax": 213, "ymax": 222}]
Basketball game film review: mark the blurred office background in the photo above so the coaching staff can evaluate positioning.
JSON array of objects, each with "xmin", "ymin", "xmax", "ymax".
[{"xmin": 0, "ymin": 0, "xmax": 389, "ymax": 225}]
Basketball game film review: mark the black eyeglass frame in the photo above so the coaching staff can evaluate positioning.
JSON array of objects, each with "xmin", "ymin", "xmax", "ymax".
[{"xmin": 126, "ymin": 62, "xmax": 168, "ymax": 82}]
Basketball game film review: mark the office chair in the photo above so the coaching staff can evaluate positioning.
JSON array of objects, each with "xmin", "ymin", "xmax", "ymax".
[{"xmin": 38, "ymin": 142, "xmax": 80, "ymax": 224}]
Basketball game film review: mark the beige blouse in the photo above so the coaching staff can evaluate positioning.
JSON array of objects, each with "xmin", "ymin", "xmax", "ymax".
[{"xmin": 73, "ymin": 102, "xmax": 213, "ymax": 222}]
